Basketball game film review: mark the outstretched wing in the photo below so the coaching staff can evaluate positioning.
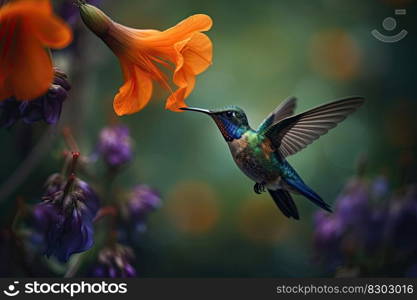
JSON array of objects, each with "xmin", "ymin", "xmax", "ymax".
[
  {"xmin": 257, "ymin": 97, "xmax": 297, "ymax": 133},
  {"xmin": 265, "ymin": 96, "xmax": 365, "ymax": 158}
]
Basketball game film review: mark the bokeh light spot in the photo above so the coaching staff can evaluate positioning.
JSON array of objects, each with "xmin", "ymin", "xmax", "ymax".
[
  {"xmin": 165, "ymin": 181, "xmax": 220, "ymax": 235},
  {"xmin": 309, "ymin": 29, "xmax": 361, "ymax": 81}
]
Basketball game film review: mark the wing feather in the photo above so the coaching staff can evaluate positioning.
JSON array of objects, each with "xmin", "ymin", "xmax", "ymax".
[
  {"xmin": 265, "ymin": 97, "xmax": 365, "ymax": 158},
  {"xmin": 257, "ymin": 97, "xmax": 297, "ymax": 133}
]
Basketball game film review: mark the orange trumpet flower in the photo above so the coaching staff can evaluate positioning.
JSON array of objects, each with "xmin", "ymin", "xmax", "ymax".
[
  {"xmin": 0, "ymin": 0, "xmax": 72, "ymax": 101},
  {"xmin": 79, "ymin": 2, "xmax": 213, "ymax": 116}
]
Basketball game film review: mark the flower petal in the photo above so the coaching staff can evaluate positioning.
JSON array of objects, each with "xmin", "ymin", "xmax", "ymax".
[
  {"xmin": 0, "ymin": 0, "xmax": 51, "ymax": 19},
  {"xmin": 156, "ymin": 14, "xmax": 212, "ymax": 43},
  {"xmin": 165, "ymin": 72, "xmax": 195, "ymax": 112},
  {"xmin": 29, "ymin": 13, "xmax": 72, "ymax": 48},
  {"xmin": 113, "ymin": 59, "xmax": 153, "ymax": 116},
  {"xmin": 0, "ymin": 0, "xmax": 72, "ymax": 101},
  {"xmin": 181, "ymin": 32, "xmax": 212, "ymax": 75},
  {"xmin": 165, "ymin": 32, "xmax": 212, "ymax": 111},
  {"xmin": 9, "ymin": 27, "xmax": 53, "ymax": 100}
]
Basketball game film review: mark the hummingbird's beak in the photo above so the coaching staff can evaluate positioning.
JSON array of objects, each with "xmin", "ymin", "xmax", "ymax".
[{"xmin": 180, "ymin": 107, "xmax": 212, "ymax": 115}]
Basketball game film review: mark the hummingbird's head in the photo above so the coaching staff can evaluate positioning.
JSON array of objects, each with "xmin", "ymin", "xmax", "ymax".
[{"xmin": 181, "ymin": 106, "xmax": 250, "ymax": 142}]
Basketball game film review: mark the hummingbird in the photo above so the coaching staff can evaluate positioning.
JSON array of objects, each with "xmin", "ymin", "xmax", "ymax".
[{"xmin": 181, "ymin": 96, "xmax": 365, "ymax": 220}]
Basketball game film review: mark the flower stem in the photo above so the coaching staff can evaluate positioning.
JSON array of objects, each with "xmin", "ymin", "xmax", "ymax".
[
  {"xmin": 62, "ymin": 127, "xmax": 79, "ymax": 153},
  {"xmin": 69, "ymin": 152, "xmax": 80, "ymax": 176}
]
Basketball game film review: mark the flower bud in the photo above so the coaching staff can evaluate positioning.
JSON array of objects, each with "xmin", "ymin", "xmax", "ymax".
[
  {"xmin": 121, "ymin": 185, "xmax": 161, "ymax": 233},
  {"xmin": 91, "ymin": 245, "xmax": 136, "ymax": 277},
  {"xmin": 97, "ymin": 124, "xmax": 133, "ymax": 168},
  {"xmin": 79, "ymin": 3, "xmax": 111, "ymax": 37}
]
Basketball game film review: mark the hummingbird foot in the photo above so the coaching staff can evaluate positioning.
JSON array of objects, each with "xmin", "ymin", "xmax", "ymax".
[{"xmin": 254, "ymin": 182, "xmax": 266, "ymax": 194}]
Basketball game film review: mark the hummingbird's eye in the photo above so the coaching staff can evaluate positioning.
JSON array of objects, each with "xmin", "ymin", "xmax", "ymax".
[{"xmin": 226, "ymin": 111, "xmax": 234, "ymax": 118}]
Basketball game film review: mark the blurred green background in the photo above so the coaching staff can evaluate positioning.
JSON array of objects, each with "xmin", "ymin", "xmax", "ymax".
[{"xmin": 1, "ymin": 0, "xmax": 417, "ymax": 277}]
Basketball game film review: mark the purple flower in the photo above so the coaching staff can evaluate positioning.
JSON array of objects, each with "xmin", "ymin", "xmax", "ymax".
[
  {"xmin": 122, "ymin": 185, "xmax": 161, "ymax": 233},
  {"xmin": 313, "ymin": 173, "xmax": 417, "ymax": 276},
  {"xmin": 314, "ymin": 177, "xmax": 386, "ymax": 269},
  {"xmin": 128, "ymin": 185, "xmax": 161, "ymax": 216},
  {"xmin": 20, "ymin": 70, "xmax": 70, "ymax": 125},
  {"xmin": 371, "ymin": 176, "xmax": 389, "ymax": 198},
  {"xmin": 91, "ymin": 245, "xmax": 136, "ymax": 278},
  {"xmin": 33, "ymin": 203, "xmax": 94, "ymax": 262},
  {"xmin": 313, "ymin": 211, "xmax": 345, "ymax": 267},
  {"xmin": 76, "ymin": 180, "xmax": 100, "ymax": 216},
  {"xmin": 361, "ymin": 208, "xmax": 388, "ymax": 252},
  {"xmin": 31, "ymin": 174, "xmax": 100, "ymax": 262},
  {"xmin": 336, "ymin": 179, "xmax": 370, "ymax": 228},
  {"xmin": 98, "ymin": 124, "xmax": 133, "ymax": 168},
  {"xmin": 385, "ymin": 186, "xmax": 417, "ymax": 253},
  {"xmin": 43, "ymin": 173, "xmax": 65, "ymax": 198},
  {"xmin": 0, "ymin": 70, "xmax": 70, "ymax": 128}
]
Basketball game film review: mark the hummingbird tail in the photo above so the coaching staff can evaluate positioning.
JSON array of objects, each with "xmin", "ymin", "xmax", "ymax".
[
  {"xmin": 268, "ymin": 189, "xmax": 300, "ymax": 220},
  {"xmin": 284, "ymin": 177, "xmax": 332, "ymax": 213}
]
